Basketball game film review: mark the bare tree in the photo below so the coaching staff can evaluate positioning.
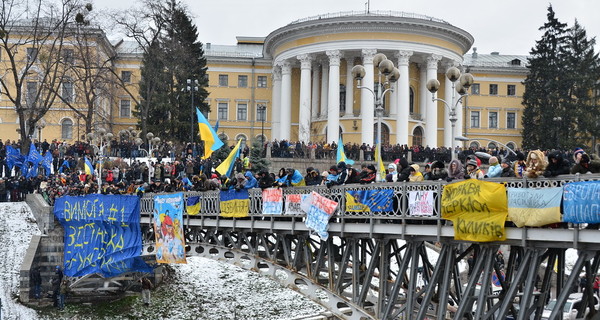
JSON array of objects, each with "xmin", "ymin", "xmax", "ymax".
[{"xmin": 0, "ymin": 0, "xmax": 83, "ymax": 151}]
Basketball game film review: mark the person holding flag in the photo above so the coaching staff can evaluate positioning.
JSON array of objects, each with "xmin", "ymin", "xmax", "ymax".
[
  {"xmin": 216, "ymin": 139, "xmax": 242, "ymax": 178},
  {"xmin": 336, "ymin": 137, "xmax": 354, "ymax": 166}
]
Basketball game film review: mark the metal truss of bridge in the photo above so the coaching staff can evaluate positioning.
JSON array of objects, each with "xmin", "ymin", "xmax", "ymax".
[{"xmin": 113, "ymin": 176, "xmax": 600, "ymax": 319}]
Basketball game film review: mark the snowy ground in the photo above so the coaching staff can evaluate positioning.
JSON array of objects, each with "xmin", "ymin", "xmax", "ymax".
[{"xmin": 0, "ymin": 202, "xmax": 324, "ymax": 320}]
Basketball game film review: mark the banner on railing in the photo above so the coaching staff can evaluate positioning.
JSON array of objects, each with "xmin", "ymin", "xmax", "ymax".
[
  {"xmin": 186, "ymin": 195, "xmax": 201, "ymax": 215},
  {"xmin": 563, "ymin": 181, "xmax": 600, "ymax": 223},
  {"xmin": 345, "ymin": 190, "xmax": 394, "ymax": 213},
  {"xmin": 262, "ymin": 188, "xmax": 283, "ymax": 215},
  {"xmin": 153, "ymin": 193, "xmax": 187, "ymax": 264},
  {"xmin": 54, "ymin": 194, "xmax": 152, "ymax": 277},
  {"xmin": 285, "ymin": 194, "xmax": 309, "ymax": 215},
  {"xmin": 305, "ymin": 191, "xmax": 338, "ymax": 240},
  {"xmin": 408, "ymin": 191, "xmax": 435, "ymax": 216},
  {"xmin": 507, "ymin": 187, "xmax": 563, "ymax": 227},
  {"xmin": 220, "ymin": 189, "xmax": 250, "ymax": 218},
  {"xmin": 441, "ymin": 179, "xmax": 508, "ymax": 242}
]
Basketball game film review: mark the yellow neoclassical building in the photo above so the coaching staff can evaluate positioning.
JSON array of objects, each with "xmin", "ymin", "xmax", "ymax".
[{"xmin": 0, "ymin": 11, "xmax": 527, "ymax": 151}]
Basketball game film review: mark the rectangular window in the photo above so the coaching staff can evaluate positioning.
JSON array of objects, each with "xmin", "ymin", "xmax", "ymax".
[
  {"xmin": 26, "ymin": 81, "xmax": 37, "ymax": 107},
  {"xmin": 507, "ymin": 112, "xmax": 516, "ymax": 129},
  {"xmin": 471, "ymin": 83, "xmax": 480, "ymax": 95},
  {"xmin": 257, "ymin": 76, "xmax": 267, "ymax": 88},
  {"xmin": 238, "ymin": 75, "xmax": 248, "ymax": 88},
  {"xmin": 507, "ymin": 84, "xmax": 516, "ymax": 96},
  {"xmin": 237, "ymin": 103, "xmax": 247, "ymax": 121},
  {"xmin": 489, "ymin": 111, "xmax": 498, "ymax": 128},
  {"xmin": 63, "ymin": 49, "xmax": 74, "ymax": 64},
  {"xmin": 218, "ymin": 102, "xmax": 228, "ymax": 120},
  {"xmin": 218, "ymin": 74, "xmax": 228, "ymax": 87},
  {"xmin": 120, "ymin": 100, "xmax": 131, "ymax": 118},
  {"xmin": 121, "ymin": 71, "xmax": 132, "ymax": 83},
  {"xmin": 62, "ymin": 80, "xmax": 73, "ymax": 103},
  {"xmin": 470, "ymin": 111, "xmax": 480, "ymax": 128},
  {"xmin": 257, "ymin": 104, "xmax": 267, "ymax": 122},
  {"xmin": 489, "ymin": 84, "xmax": 498, "ymax": 95},
  {"xmin": 27, "ymin": 48, "xmax": 38, "ymax": 62}
]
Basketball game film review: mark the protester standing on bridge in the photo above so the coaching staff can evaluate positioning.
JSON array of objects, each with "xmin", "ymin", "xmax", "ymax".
[
  {"xmin": 465, "ymin": 159, "xmax": 484, "ymax": 179},
  {"xmin": 543, "ymin": 150, "xmax": 571, "ymax": 177},
  {"xmin": 359, "ymin": 165, "xmax": 376, "ymax": 184},
  {"xmin": 500, "ymin": 159, "xmax": 516, "ymax": 177},
  {"xmin": 513, "ymin": 152, "xmax": 527, "ymax": 178},
  {"xmin": 408, "ymin": 164, "xmax": 424, "ymax": 182},
  {"xmin": 570, "ymin": 153, "xmax": 600, "ymax": 174},
  {"xmin": 524, "ymin": 150, "xmax": 547, "ymax": 178},
  {"xmin": 447, "ymin": 159, "xmax": 464, "ymax": 182},
  {"xmin": 428, "ymin": 161, "xmax": 448, "ymax": 181},
  {"xmin": 140, "ymin": 276, "xmax": 154, "ymax": 306},
  {"xmin": 486, "ymin": 157, "xmax": 502, "ymax": 178}
]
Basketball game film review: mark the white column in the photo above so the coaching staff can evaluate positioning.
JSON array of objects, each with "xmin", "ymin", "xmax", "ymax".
[
  {"xmin": 395, "ymin": 50, "xmax": 412, "ymax": 146},
  {"xmin": 320, "ymin": 61, "xmax": 329, "ymax": 118},
  {"xmin": 326, "ymin": 50, "xmax": 341, "ymax": 144},
  {"xmin": 279, "ymin": 60, "xmax": 292, "ymax": 140},
  {"xmin": 425, "ymin": 54, "xmax": 441, "ymax": 147},
  {"xmin": 361, "ymin": 49, "xmax": 377, "ymax": 145},
  {"xmin": 311, "ymin": 64, "xmax": 320, "ymax": 120},
  {"xmin": 419, "ymin": 64, "xmax": 427, "ymax": 122},
  {"xmin": 389, "ymin": 81, "xmax": 398, "ymax": 118},
  {"xmin": 271, "ymin": 67, "xmax": 282, "ymax": 138},
  {"xmin": 344, "ymin": 56, "xmax": 354, "ymax": 117},
  {"xmin": 297, "ymin": 54, "xmax": 312, "ymax": 143},
  {"xmin": 443, "ymin": 62, "xmax": 456, "ymax": 148}
]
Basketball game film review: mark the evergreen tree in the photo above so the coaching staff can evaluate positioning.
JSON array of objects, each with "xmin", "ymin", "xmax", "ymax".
[
  {"xmin": 522, "ymin": 6, "xmax": 568, "ymax": 150},
  {"xmin": 248, "ymin": 139, "xmax": 270, "ymax": 173}
]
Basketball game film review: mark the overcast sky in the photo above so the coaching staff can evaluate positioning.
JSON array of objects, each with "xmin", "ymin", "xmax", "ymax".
[{"xmin": 95, "ymin": 0, "xmax": 599, "ymax": 56}]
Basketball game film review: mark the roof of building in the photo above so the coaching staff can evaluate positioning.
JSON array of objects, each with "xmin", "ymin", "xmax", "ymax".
[
  {"xmin": 205, "ymin": 44, "xmax": 263, "ymax": 58},
  {"xmin": 463, "ymin": 50, "xmax": 529, "ymax": 69}
]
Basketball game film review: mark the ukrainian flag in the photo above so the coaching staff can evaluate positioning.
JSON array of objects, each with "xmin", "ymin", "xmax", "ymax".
[
  {"xmin": 216, "ymin": 139, "xmax": 242, "ymax": 177},
  {"xmin": 84, "ymin": 157, "xmax": 95, "ymax": 176},
  {"xmin": 197, "ymin": 107, "xmax": 224, "ymax": 159},
  {"xmin": 374, "ymin": 141, "xmax": 386, "ymax": 182},
  {"xmin": 336, "ymin": 137, "xmax": 354, "ymax": 165},
  {"xmin": 186, "ymin": 196, "xmax": 201, "ymax": 215}
]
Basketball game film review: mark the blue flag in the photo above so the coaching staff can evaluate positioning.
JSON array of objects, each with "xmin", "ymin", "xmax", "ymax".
[
  {"xmin": 5, "ymin": 145, "xmax": 24, "ymax": 170},
  {"xmin": 27, "ymin": 143, "xmax": 43, "ymax": 165},
  {"xmin": 26, "ymin": 163, "xmax": 38, "ymax": 178},
  {"xmin": 336, "ymin": 137, "xmax": 355, "ymax": 166},
  {"xmin": 59, "ymin": 159, "xmax": 70, "ymax": 173},
  {"xmin": 42, "ymin": 151, "xmax": 53, "ymax": 176},
  {"xmin": 214, "ymin": 118, "xmax": 219, "ymax": 132}
]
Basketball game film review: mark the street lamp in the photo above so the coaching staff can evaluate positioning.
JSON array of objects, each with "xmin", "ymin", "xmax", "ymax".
[
  {"xmin": 426, "ymin": 66, "xmax": 474, "ymax": 160},
  {"xmin": 455, "ymin": 135, "xmax": 516, "ymax": 156},
  {"xmin": 35, "ymin": 121, "xmax": 46, "ymax": 143},
  {"xmin": 145, "ymin": 132, "xmax": 161, "ymax": 183},
  {"xmin": 352, "ymin": 53, "xmax": 400, "ymax": 166},
  {"xmin": 186, "ymin": 79, "xmax": 199, "ymax": 144},
  {"xmin": 86, "ymin": 128, "xmax": 114, "ymax": 193}
]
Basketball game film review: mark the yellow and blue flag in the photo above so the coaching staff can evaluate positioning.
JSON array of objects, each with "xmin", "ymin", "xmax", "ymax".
[
  {"xmin": 216, "ymin": 139, "xmax": 242, "ymax": 177},
  {"xmin": 345, "ymin": 190, "xmax": 394, "ymax": 213},
  {"xmin": 197, "ymin": 107, "xmax": 224, "ymax": 159},
  {"xmin": 336, "ymin": 137, "xmax": 354, "ymax": 166},
  {"xmin": 220, "ymin": 189, "xmax": 249, "ymax": 218},
  {"xmin": 374, "ymin": 141, "xmax": 386, "ymax": 182},
  {"xmin": 186, "ymin": 196, "xmax": 201, "ymax": 215},
  {"xmin": 508, "ymin": 187, "xmax": 562, "ymax": 227},
  {"xmin": 84, "ymin": 157, "xmax": 95, "ymax": 176}
]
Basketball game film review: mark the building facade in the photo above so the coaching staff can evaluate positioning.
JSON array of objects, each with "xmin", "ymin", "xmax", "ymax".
[{"xmin": 0, "ymin": 11, "xmax": 528, "ymax": 151}]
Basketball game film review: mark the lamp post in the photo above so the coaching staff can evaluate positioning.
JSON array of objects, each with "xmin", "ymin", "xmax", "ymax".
[
  {"xmin": 35, "ymin": 121, "xmax": 46, "ymax": 143},
  {"xmin": 258, "ymin": 105, "xmax": 266, "ymax": 148},
  {"xmin": 145, "ymin": 132, "xmax": 161, "ymax": 183},
  {"xmin": 186, "ymin": 79, "xmax": 199, "ymax": 144},
  {"xmin": 426, "ymin": 67, "xmax": 474, "ymax": 160},
  {"xmin": 87, "ymin": 128, "xmax": 113, "ymax": 193},
  {"xmin": 351, "ymin": 53, "xmax": 400, "ymax": 165}
]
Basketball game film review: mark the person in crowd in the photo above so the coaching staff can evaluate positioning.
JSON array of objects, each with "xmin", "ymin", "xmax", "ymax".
[
  {"xmin": 257, "ymin": 170, "xmax": 275, "ymax": 189},
  {"xmin": 359, "ymin": 165, "xmax": 377, "ymax": 184},
  {"xmin": 335, "ymin": 161, "xmax": 360, "ymax": 185},
  {"xmin": 325, "ymin": 165, "xmax": 339, "ymax": 188},
  {"xmin": 513, "ymin": 152, "xmax": 527, "ymax": 178},
  {"xmin": 524, "ymin": 150, "xmax": 547, "ymax": 178},
  {"xmin": 275, "ymin": 168, "xmax": 288, "ymax": 187},
  {"xmin": 465, "ymin": 159, "xmax": 485, "ymax": 179},
  {"xmin": 500, "ymin": 159, "xmax": 516, "ymax": 177},
  {"xmin": 543, "ymin": 150, "xmax": 571, "ymax": 177},
  {"xmin": 243, "ymin": 167, "xmax": 258, "ymax": 189},
  {"xmin": 447, "ymin": 159, "xmax": 464, "ymax": 181},
  {"xmin": 422, "ymin": 163, "xmax": 432, "ymax": 180},
  {"xmin": 571, "ymin": 153, "xmax": 600, "ymax": 174},
  {"xmin": 385, "ymin": 163, "xmax": 399, "ymax": 182},
  {"xmin": 320, "ymin": 170, "xmax": 330, "ymax": 185},
  {"xmin": 408, "ymin": 164, "xmax": 424, "ymax": 182},
  {"xmin": 573, "ymin": 148, "xmax": 585, "ymax": 164},
  {"xmin": 140, "ymin": 276, "xmax": 153, "ymax": 306},
  {"xmin": 486, "ymin": 156, "xmax": 502, "ymax": 178},
  {"xmin": 58, "ymin": 278, "xmax": 70, "ymax": 310},
  {"xmin": 429, "ymin": 161, "xmax": 448, "ymax": 181},
  {"xmin": 283, "ymin": 168, "xmax": 306, "ymax": 187},
  {"xmin": 304, "ymin": 167, "xmax": 322, "ymax": 186},
  {"xmin": 234, "ymin": 173, "xmax": 248, "ymax": 190},
  {"xmin": 31, "ymin": 266, "xmax": 42, "ymax": 299}
]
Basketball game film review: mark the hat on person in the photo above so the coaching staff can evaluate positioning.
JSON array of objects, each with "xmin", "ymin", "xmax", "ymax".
[
  {"xmin": 236, "ymin": 173, "xmax": 245, "ymax": 180},
  {"xmin": 388, "ymin": 163, "xmax": 397, "ymax": 171},
  {"xmin": 467, "ymin": 159, "xmax": 478, "ymax": 167},
  {"xmin": 501, "ymin": 158, "xmax": 511, "ymax": 165},
  {"xmin": 516, "ymin": 152, "xmax": 526, "ymax": 161},
  {"xmin": 410, "ymin": 164, "xmax": 420, "ymax": 172},
  {"xmin": 367, "ymin": 164, "xmax": 376, "ymax": 171},
  {"xmin": 337, "ymin": 161, "xmax": 347, "ymax": 170},
  {"xmin": 489, "ymin": 156, "xmax": 499, "ymax": 164},
  {"xmin": 574, "ymin": 148, "xmax": 585, "ymax": 156}
]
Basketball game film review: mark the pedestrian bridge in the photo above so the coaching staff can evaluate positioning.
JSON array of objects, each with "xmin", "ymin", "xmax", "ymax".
[{"xmin": 44, "ymin": 175, "xmax": 600, "ymax": 319}]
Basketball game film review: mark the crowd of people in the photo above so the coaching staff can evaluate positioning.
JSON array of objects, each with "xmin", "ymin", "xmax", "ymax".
[{"xmin": 0, "ymin": 137, "xmax": 598, "ymax": 205}]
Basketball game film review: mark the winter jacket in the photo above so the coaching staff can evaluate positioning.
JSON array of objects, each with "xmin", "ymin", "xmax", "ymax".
[{"xmin": 543, "ymin": 151, "xmax": 571, "ymax": 177}]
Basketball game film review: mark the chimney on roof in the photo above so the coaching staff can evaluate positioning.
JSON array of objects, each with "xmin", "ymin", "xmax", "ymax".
[
  {"xmin": 472, "ymin": 47, "xmax": 478, "ymax": 59},
  {"xmin": 491, "ymin": 51, "xmax": 500, "ymax": 55}
]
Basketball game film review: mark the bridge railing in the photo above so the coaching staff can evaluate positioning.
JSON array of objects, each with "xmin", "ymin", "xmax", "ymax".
[{"xmin": 139, "ymin": 174, "xmax": 600, "ymax": 223}]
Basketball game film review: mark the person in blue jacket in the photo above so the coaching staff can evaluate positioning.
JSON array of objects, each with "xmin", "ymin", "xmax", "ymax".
[{"xmin": 284, "ymin": 168, "xmax": 306, "ymax": 187}]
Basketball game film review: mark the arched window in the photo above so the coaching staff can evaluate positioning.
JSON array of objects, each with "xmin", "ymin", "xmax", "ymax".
[
  {"xmin": 373, "ymin": 123, "xmax": 390, "ymax": 146},
  {"xmin": 412, "ymin": 126, "xmax": 423, "ymax": 146},
  {"xmin": 235, "ymin": 134, "xmax": 247, "ymax": 150},
  {"xmin": 487, "ymin": 142, "xmax": 497, "ymax": 149},
  {"xmin": 61, "ymin": 118, "xmax": 73, "ymax": 139},
  {"xmin": 506, "ymin": 142, "xmax": 516, "ymax": 150},
  {"xmin": 469, "ymin": 141, "xmax": 480, "ymax": 149}
]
